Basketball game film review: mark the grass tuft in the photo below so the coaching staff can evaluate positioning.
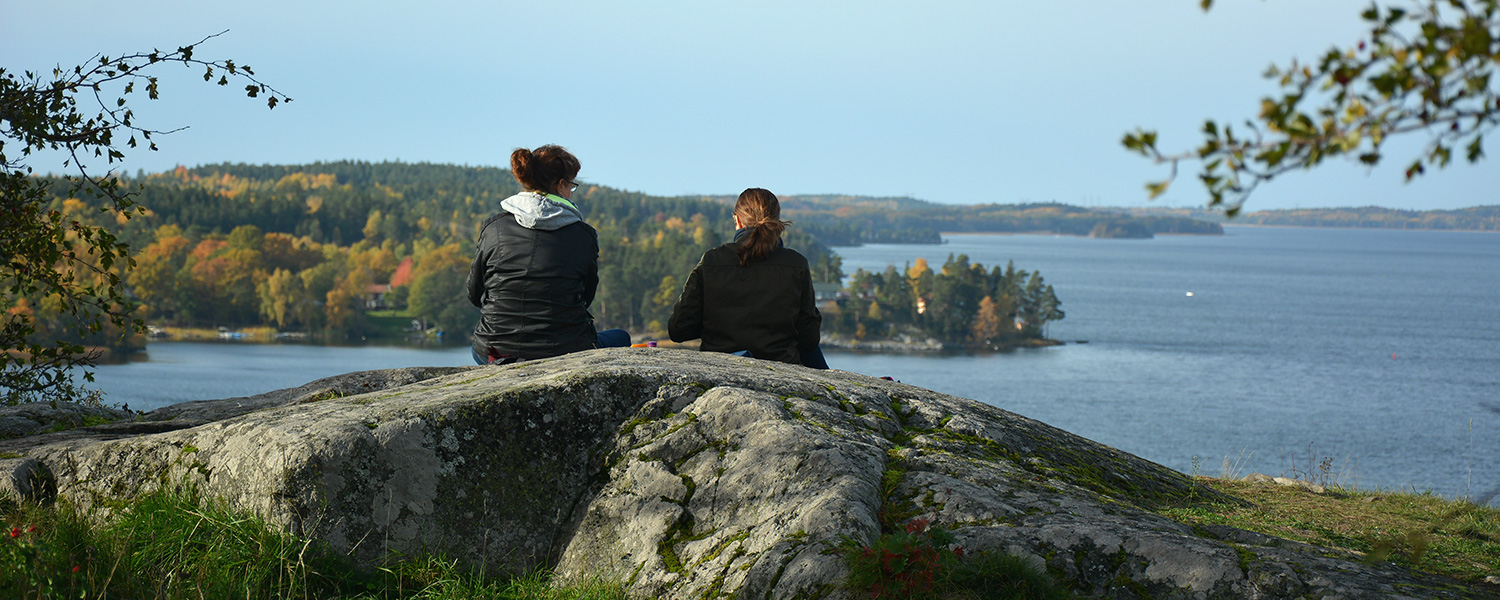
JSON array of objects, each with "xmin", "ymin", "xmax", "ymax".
[
  {"xmin": 1161, "ymin": 476, "xmax": 1500, "ymax": 584},
  {"xmin": 2, "ymin": 488, "xmax": 625, "ymax": 600}
]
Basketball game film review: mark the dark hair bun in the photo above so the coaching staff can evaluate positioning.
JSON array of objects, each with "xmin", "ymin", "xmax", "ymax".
[{"xmin": 510, "ymin": 145, "xmax": 579, "ymax": 194}]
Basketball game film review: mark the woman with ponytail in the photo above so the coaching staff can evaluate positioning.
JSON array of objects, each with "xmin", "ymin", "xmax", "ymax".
[
  {"xmin": 669, "ymin": 188, "xmax": 827, "ymax": 369},
  {"xmin": 466, "ymin": 144, "xmax": 629, "ymax": 365}
]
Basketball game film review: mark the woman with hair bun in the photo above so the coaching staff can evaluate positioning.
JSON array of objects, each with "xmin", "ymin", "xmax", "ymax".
[
  {"xmin": 668, "ymin": 188, "xmax": 828, "ymax": 369},
  {"xmin": 466, "ymin": 144, "xmax": 629, "ymax": 365}
]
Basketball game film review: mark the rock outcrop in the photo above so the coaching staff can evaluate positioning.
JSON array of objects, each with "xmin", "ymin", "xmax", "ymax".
[
  {"xmin": 0, "ymin": 349, "xmax": 1491, "ymax": 599},
  {"xmin": 0, "ymin": 400, "xmax": 133, "ymax": 440}
]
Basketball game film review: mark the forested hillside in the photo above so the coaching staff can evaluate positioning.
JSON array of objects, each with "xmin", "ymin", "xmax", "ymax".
[
  {"xmin": 30, "ymin": 162, "xmax": 841, "ymax": 345},
  {"xmin": 693, "ymin": 195, "xmax": 1225, "ymax": 244},
  {"xmin": 1232, "ymin": 206, "xmax": 1500, "ymax": 230},
  {"xmin": 1108, "ymin": 205, "xmax": 1500, "ymax": 231},
  {"xmin": 23, "ymin": 161, "xmax": 1068, "ymax": 352}
]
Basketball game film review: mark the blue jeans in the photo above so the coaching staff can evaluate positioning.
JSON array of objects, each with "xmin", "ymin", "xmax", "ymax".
[
  {"xmin": 800, "ymin": 345, "xmax": 830, "ymax": 370},
  {"xmin": 472, "ymin": 329, "xmax": 633, "ymax": 365},
  {"xmin": 596, "ymin": 329, "xmax": 631, "ymax": 349}
]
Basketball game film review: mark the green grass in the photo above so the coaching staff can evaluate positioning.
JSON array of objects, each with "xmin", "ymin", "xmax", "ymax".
[
  {"xmin": 15, "ymin": 476, "xmax": 1488, "ymax": 599},
  {"xmin": 1159, "ymin": 477, "xmax": 1500, "ymax": 584},
  {"xmin": 1, "ymin": 489, "xmax": 626, "ymax": 600}
]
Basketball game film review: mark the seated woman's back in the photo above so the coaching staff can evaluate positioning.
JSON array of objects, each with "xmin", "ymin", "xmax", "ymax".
[
  {"xmin": 669, "ymin": 188, "xmax": 825, "ymax": 368},
  {"xmin": 466, "ymin": 144, "xmax": 629, "ymax": 364}
]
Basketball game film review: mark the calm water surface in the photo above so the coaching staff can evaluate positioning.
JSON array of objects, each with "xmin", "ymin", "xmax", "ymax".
[
  {"xmin": 828, "ymin": 226, "xmax": 1500, "ymax": 501},
  {"xmin": 91, "ymin": 226, "xmax": 1500, "ymax": 501},
  {"xmin": 93, "ymin": 342, "xmax": 473, "ymax": 411}
]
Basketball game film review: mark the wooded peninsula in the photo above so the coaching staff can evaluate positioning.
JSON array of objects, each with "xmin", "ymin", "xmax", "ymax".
[{"xmin": 1110, "ymin": 205, "xmax": 1500, "ymax": 231}]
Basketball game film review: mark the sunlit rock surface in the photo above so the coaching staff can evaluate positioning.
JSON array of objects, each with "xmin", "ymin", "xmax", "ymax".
[{"xmin": 1, "ymin": 349, "xmax": 1487, "ymax": 599}]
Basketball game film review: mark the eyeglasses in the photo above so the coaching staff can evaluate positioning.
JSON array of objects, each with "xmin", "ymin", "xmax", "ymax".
[{"xmin": 566, "ymin": 180, "xmax": 580, "ymax": 192}]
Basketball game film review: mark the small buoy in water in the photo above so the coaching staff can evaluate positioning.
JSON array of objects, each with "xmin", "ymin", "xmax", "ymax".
[
  {"xmin": 1392, "ymin": 353, "xmax": 1397, "ymax": 360},
  {"xmin": 1185, "ymin": 291, "xmax": 1194, "ymax": 297}
]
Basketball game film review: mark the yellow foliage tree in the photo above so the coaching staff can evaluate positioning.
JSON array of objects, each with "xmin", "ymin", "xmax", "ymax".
[
  {"xmin": 970, "ymin": 296, "xmax": 1004, "ymax": 347},
  {"xmin": 256, "ymin": 268, "xmax": 300, "ymax": 329},
  {"xmin": 325, "ymin": 267, "xmax": 372, "ymax": 332},
  {"xmin": 362, "ymin": 209, "xmax": 385, "ymax": 241}
]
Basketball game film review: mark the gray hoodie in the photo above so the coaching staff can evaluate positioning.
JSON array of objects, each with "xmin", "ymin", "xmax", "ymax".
[{"xmin": 500, "ymin": 191, "xmax": 583, "ymax": 231}]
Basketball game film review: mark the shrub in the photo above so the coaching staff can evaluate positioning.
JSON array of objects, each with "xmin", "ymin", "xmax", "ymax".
[{"xmin": 840, "ymin": 518, "xmax": 1073, "ymax": 600}]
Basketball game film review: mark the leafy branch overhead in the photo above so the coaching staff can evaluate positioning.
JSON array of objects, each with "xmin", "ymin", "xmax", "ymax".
[
  {"xmin": 1, "ymin": 32, "xmax": 288, "ymax": 405},
  {"xmin": 1124, "ymin": 1, "xmax": 1499, "ymax": 214},
  {"xmin": 1, "ymin": 31, "xmax": 290, "ymax": 172}
]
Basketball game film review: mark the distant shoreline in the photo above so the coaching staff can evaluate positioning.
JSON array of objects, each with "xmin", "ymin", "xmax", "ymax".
[
  {"xmin": 820, "ymin": 335, "xmax": 1064, "ymax": 353},
  {"xmin": 920, "ymin": 225, "xmax": 1500, "ymax": 236},
  {"xmin": 1218, "ymin": 223, "xmax": 1500, "ymax": 234},
  {"xmin": 936, "ymin": 230, "xmax": 1059, "ymax": 237},
  {"xmin": 932, "ymin": 230, "xmax": 1220, "ymax": 238}
]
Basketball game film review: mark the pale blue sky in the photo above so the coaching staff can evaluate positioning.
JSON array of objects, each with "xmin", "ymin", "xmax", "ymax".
[{"xmin": 4, "ymin": 0, "xmax": 1494, "ymax": 210}]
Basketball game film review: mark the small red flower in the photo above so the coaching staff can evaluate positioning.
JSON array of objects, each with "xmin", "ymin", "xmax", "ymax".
[
  {"xmin": 72, "ymin": 565, "xmax": 81, "ymax": 573},
  {"xmin": 26, "ymin": 525, "xmax": 37, "ymax": 533},
  {"xmin": 9, "ymin": 527, "xmax": 19, "ymax": 538},
  {"xmin": 954, "ymin": 546, "xmax": 966, "ymax": 558}
]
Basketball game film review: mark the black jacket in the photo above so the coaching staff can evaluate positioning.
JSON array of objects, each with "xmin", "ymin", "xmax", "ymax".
[
  {"xmin": 668, "ymin": 240, "xmax": 822, "ymax": 365},
  {"xmin": 466, "ymin": 208, "xmax": 599, "ymax": 360}
]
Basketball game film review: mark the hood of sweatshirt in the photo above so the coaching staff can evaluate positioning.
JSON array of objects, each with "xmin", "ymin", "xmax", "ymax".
[
  {"xmin": 733, "ymin": 226, "xmax": 784, "ymax": 248},
  {"xmin": 500, "ymin": 191, "xmax": 583, "ymax": 231}
]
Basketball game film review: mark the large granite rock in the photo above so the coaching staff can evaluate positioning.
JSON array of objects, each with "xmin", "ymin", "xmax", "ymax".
[{"xmin": 0, "ymin": 350, "xmax": 1491, "ymax": 599}]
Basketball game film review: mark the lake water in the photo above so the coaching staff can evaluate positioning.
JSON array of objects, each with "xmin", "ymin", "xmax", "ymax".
[
  {"xmin": 91, "ymin": 342, "xmax": 475, "ymax": 411},
  {"xmin": 827, "ymin": 226, "xmax": 1500, "ymax": 502},
  {"xmin": 89, "ymin": 226, "xmax": 1500, "ymax": 501}
]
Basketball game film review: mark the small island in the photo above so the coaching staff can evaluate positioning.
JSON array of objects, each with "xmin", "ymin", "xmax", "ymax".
[{"xmin": 820, "ymin": 254, "xmax": 1065, "ymax": 352}]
